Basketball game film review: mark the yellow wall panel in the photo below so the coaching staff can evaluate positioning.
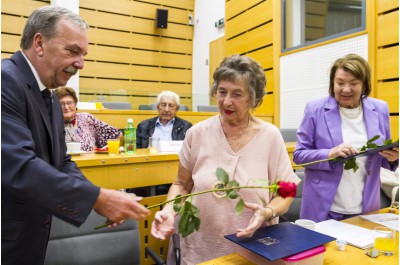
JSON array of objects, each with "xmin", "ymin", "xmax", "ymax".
[
  {"xmin": 377, "ymin": 0, "xmax": 399, "ymax": 13},
  {"xmin": 254, "ymin": 92, "xmax": 274, "ymax": 116},
  {"xmin": 81, "ymin": 62, "xmax": 192, "ymax": 83},
  {"xmin": 80, "ymin": 9, "xmax": 193, "ymax": 40},
  {"xmin": 377, "ymin": 10, "xmax": 398, "ymax": 47},
  {"xmin": 390, "ymin": 116, "xmax": 399, "ymax": 140},
  {"xmin": 226, "ymin": 0, "xmax": 272, "ymax": 39},
  {"xmin": 139, "ymin": 0, "xmax": 194, "ymax": 10},
  {"xmin": 2, "ymin": 0, "xmax": 48, "ymax": 16},
  {"xmin": 265, "ymin": 70, "xmax": 274, "ymax": 93},
  {"xmin": 226, "ymin": 0, "xmax": 264, "ymax": 20},
  {"xmin": 377, "ymin": 46, "xmax": 399, "ymax": 80},
  {"xmin": 80, "ymin": 78, "xmax": 191, "ymax": 97},
  {"xmin": 2, "ymin": 34, "xmax": 21, "ymax": 53},
  {"xmin": 87, "ymin": 28, "xmax": 192, "ymax": 54},
  {"xmin": 376, "ymin": 81, "xmax": 399, "ymax": 114},
  {"xmin": 246, "ymin": 46, "xmax": 274, "ymax": 70},
  {"xmin": 226, "ymin": 23, "xmax": 273, "ymax": 55},
  {"xmin": 86, "ymin": 45, "xmax": 192, "ymax": 69},
  {"xmin": 2, "ymin": 14, "xmax": 26, "ymax": 35}
]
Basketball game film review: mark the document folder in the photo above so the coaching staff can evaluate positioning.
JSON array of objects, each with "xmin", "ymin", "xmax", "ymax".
[
  {"xmin": 334, "ymin": 142, "xmax": 399, "ymax": 163},
  {"xmin": 224, "ymin": 222, "xmax": 335, "ymax": 261}
]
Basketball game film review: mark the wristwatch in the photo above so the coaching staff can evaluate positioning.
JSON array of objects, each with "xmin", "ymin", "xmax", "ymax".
[{"xmin": 265, "ymin": 206, "xmax": 276, "ymax": 218}]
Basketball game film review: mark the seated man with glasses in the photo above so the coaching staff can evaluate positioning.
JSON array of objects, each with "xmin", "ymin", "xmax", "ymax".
[
  {"xmin": 54, "ymin": 86, "xmax": 123, "ymax": 151},
  {"xmin": 136, "ymin": 90, "xmax": 192, "ymax": 148}
]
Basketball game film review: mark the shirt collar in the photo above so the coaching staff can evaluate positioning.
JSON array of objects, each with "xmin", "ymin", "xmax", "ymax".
[
  {"xmin": 156, "ymin": 117, "xmax": 175, "ymax": 126},
  {"xmin": 21, "ymin": 51, "xmax": 47, "ymax": 92}
]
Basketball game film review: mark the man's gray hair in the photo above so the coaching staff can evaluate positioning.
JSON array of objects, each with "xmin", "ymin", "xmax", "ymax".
[
  {"xmin": 20, "ymin": 5, "xmax": 89, "ymax": 49},
  {"xmin": 156, "ymin": 91, "xmax": 181, "ymax": 107}
]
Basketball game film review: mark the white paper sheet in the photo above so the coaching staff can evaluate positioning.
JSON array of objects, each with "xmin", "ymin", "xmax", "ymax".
[
  {"xmin": 360, "ymin": 213, "xmax": 399, "ymax": 231},
  {"xmin": 315, "ymin": 219, "xmax": 374, "ymax": 249}
]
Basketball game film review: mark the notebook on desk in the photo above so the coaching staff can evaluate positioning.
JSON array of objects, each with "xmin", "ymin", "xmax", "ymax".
[{"xmin": 224, "ymin": 222, "xmax": 335, "ymax": 261}]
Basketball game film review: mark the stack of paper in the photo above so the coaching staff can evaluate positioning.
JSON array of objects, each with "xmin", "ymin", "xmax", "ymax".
[
  {"xmin": 315, "ymin": 219, "xmax": 374, "ymax": 249},
  {"xmin": 360, "ymin": 213, "xmax": 399, "ymax": 231}
]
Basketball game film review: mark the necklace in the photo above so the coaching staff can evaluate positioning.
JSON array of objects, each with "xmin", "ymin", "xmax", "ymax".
[{"xmin": 219, "ymin": 115, "xmax": 252, "ymax": 153}]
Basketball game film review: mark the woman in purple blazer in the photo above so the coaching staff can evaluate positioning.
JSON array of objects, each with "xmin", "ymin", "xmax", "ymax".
[{"xmin": 293, "ymin": 54, "xmax": 398, "ymax": 222}]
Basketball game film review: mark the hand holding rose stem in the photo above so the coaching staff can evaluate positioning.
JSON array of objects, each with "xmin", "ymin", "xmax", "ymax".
[{"xmin": 95, "ymin": 168, "xmax": 297, "ymax": 237}]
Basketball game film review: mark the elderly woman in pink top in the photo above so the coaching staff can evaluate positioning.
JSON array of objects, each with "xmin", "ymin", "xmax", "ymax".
[
  {"xmin": 54, "ymin": 87, "xmax": 123, "ymax": 151},
  {"xmin": 151, "ymin": 55, "xmax": 300, "ymax": 265}
]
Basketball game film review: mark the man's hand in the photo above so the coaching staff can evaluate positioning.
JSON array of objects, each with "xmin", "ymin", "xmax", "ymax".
[{"xmin": 93, "ymin": 188, "xmax": 150, "ymax": 225}]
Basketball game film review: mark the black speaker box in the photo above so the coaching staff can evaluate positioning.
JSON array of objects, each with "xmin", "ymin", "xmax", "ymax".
[{"xmin": 155, "ymin": 9, "xmax": 168, "ymax": 29}]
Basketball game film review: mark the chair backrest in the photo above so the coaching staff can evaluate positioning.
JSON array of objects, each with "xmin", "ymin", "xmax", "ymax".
[
  {"xmin": 139, "ymin": 104, "xmax": 157, "ymax": 110},
  {"xmin": 179, "ymin": 105, "xmax": 189, "ymax": 111},
  {"xmin": 279, "ymin": 170, "xmax": 305, "ymax": 223},
  {"xmin": 44, "ymin": 211, "xmax": 140, "ymax": 265},
  {"xmin": 279, "ymin": 128, "xmax": 298, "ymax": 142},
  {"xmin": 197, "ymin": 105, "xmax": 218, "ymax": 112},
  {"xmin": 102, "ymin": 101, "xmax": 132, "ymax": 110}
]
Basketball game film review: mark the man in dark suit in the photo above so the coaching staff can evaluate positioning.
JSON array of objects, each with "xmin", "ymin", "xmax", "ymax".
[
  {"xmin": 136, "ymin": 90, "xmax": 192, "ymax": 148},
  {"xmin": 1, "ymin": 6, "xmax": 150, "ymax": 265}
]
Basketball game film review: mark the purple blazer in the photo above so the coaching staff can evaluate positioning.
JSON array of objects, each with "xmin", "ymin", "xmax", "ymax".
[{"xmin": 293, "ymin": 96, "xmax": 396, "ymax": 222}]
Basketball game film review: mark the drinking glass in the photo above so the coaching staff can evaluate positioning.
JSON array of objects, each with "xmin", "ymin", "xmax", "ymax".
[
  {"xmin": 374, "ymin": 226, "xmax": 396, "ymax": 256},
  {"xmin": 107, "ymin": 139, "xmax": 120, "ymax": 156},
  {"xmin": 148, "ymin": 137, "xmax": 160, "ymax": 153}
]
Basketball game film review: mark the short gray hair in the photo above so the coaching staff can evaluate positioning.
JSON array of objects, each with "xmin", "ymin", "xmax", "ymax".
[
  {"xmin": 157, "ymin": 91, "xmax": 180, "ymax": 107},
  {"xmin": 20, "ymin": 5, "xmax": 89, "ymax": 50},
  {"xmin": 211, "ymin": 55, "xmax": 266, "ymax": 109}
]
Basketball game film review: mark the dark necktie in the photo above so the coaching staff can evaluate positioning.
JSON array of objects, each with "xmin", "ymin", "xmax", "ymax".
[{"xmin": 41, "ymin": 88, "xmax": 52, "ymax": 115}]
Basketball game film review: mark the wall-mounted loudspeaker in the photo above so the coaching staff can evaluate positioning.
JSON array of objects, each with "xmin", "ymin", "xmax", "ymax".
[{"xmin": 155, "ymin": 9, "xmax": 168, "ymax": 29}]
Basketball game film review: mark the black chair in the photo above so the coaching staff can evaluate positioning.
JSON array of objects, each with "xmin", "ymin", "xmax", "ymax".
[
  {"xmin": 139, "ymin": 104, "xmax": 157, "ymax": 110},
  {"xmin": 44, "ymin": 211, "xmax": 140, "ymax": 265},
  {"xmin": 102, "ymin": 101, "xmax": 132, "ymax": 110},
  {"xmin": 179, "ymin": 105, "xmax": 189, "ymax": 111},
  {"xmin": 279, "ymin": 128, "xmax": 298, "ymax": 142},
  {"xmin": 197, "ymin": 105, "xmax": 218, "ymax": 112},
  {"xmin": 145, "ymin": 233, "xmax": 181, "ymax": 265}
]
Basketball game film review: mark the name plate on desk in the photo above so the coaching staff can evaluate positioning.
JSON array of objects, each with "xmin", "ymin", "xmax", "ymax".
[{"xmin": 158, "ymin": 140, "xmax": 184, "ymax": 153}]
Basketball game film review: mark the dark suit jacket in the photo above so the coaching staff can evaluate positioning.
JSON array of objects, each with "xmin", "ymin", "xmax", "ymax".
[
  {"xmin": 136, "ymin": 116, "xmax": 192, "ymax": 148},
  {"xmin": 1, "ymin": 51, "xmax": 100, "ymax": 265}
]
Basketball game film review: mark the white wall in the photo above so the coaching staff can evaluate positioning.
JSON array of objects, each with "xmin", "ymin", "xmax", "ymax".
[{"xmin": 191, "ymin": 0, "xmax": 225, "ymax": 110}]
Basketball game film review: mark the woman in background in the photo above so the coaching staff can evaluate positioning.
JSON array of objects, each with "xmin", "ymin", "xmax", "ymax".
[
  {"xmin": 293, "ymin": 54, "xmax": 398, "ymax": 222},
  {"xmin": 54, "ymin": 86, "xmax": 123, "ymax": 151}
]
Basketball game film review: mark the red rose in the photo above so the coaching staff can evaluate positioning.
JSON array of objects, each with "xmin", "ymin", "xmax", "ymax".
[{"xmin": 277, "ymin": 181, "xmax": 297, "ymax": 198}]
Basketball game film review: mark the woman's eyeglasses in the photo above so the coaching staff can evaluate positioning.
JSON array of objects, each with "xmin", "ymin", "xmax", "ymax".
[{"xmin": 61, "ymin": 101, "xmax": 75, "ymax": 107}]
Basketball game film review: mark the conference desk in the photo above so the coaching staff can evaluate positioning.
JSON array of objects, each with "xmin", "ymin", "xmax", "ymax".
[
  {"xmin": 71, "ymin": 142, "xmax": 297, "ymax": 188},
  {"xmin": 199, "ymin": 208, "xmax": 399, "ymax": 265}
]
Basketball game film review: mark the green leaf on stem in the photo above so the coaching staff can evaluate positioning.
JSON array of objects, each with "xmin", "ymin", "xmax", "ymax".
[
  {"xmin": 235, "ymin": 198, "xmax": 245, "ymax": 215},
  {"xmin": 227, "ymin": 190, "xmax": 239, "ymax": 199},
  {"xmin": 216, "ymin": 167, "xmax": 229, "ymax": 184},
  {"xmin": 344, "ymin": 158, "xmax": 358, "ymax": 172}
]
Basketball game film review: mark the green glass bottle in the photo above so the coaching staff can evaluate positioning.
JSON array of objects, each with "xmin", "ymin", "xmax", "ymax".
[{"xmin": 124, "ymin": 118, "xmax": 136, "ymax": 154}]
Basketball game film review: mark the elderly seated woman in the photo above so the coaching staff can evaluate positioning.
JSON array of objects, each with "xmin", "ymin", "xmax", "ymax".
[{"xmin": 54, "ymin": 87, "xmax": 123, "ymax": 151}]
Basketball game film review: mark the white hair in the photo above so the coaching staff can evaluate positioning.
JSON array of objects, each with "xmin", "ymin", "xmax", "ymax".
[{"xmin": 156, "ymin": 91, "xmax": 180, "ymax": 106}]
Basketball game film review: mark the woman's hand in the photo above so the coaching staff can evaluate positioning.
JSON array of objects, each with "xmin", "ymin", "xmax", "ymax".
[
  {"xmin": 236, "ymin": 202, "xmax": 272, "ymax": 238},
  {"xmin": 328, "ymin": 143, "xmax": 359, "ymax": 159},
  {"xmin": 380, "ymin": 147, "xmax": 399, "ymax": 162},
  {"xmin": 151, "ymin": 208, "xmax": 176, "ymax": 240}
]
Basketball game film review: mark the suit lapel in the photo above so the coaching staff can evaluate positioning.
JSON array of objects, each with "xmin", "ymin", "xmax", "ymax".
[
  {"xmin": 12, "ymin": 52, "xmax": 55, "ymax": 158},
  {"xmin": 362, "ymin": 99, "xmax": 381, "ymax": 144}
]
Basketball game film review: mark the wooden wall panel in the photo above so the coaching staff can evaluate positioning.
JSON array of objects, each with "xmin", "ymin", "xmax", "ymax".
[
  {"xmin": 81, "ymin": 62, "xmax": 191, "ymax": 83},
  {"xmin": 86, "ymin": 45, "xmax": 191, "ymax": 68},
  {"xmin": 226, "ymin": 23, "xmax": 273, "ymax": 55},
  {"xmin": 87, "ymin": 28, "xmax": 192, "ymax": 54},
  {"xmin": 376, "ymin": 46, "xmax": 399, "ymax": 81},
  {"xmin": 377, "ymin": 10, "xmax": 398, "ymax": 47},
  {"xmin": 226, "ymin": 0, "xmax": 264, "ymax": 20},
  {"xmin": 226, "ymin": 0, "xmax": 272, "ymax": 39},
  {"xmin": 377, "ymin": 0, "xmax": 399, "ymax": 13},
  {"xmin": 376, "ymin": 81, "xmax": 399, "ymax": 114},
  {"xmin": 247, "ymin": 46, "xmax": 274, "ymax": 70},
  {"xmin": 390, "ymin": 116, "xmax": 399, "ymax": 140},
  {"xmin": 1, "ymin": 0, "xmax": 195, "ymax": 111}
]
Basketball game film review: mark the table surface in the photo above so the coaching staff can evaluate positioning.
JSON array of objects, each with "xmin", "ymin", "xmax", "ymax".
[{"xmin": 199, "ymin": 208, "xmax": 399, "ymax": 265}]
